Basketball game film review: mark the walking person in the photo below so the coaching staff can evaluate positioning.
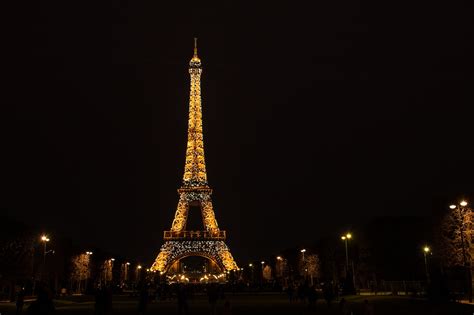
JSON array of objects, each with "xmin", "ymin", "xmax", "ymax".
[
  {"xmin": 16, "ymin": 288, "xmax": 25, "ymax": 315},
  {"xmin": 362, "ymin": 299, "xmax": 375, "ymax": 315},
  {"xmin": 339, "ymin": 298, "xmax": 351, "ymax": 315},
  {"xmin": 307, "ymin": 285, "xmax": 318, "ymax": 311},
  {"xmin": 177, "ymin": 284, "xmax": 188, "ymax": 315},
  {"xmin": 287, "ymin": 283, "xmax": 295, "ymax": 303},
  {"xmin": 27, "ymin": 285, "xmax": 55, "ymax": 315},
  {"xmin": 323, "ymin": 282, "xmax": 334, "ymax": 308},
  {"xmin": 207, "ymin": 284, "xmax": 218, "ymax": 315},
  {"xmin": 138, "ymin": 285, "xmax": 149, "ymax": 315},
  {"xmin": 223, "ymin": 300, "xmax": 232, "ymax": 315},
  {"xmin": 94, "ymin": 287, "xmax": 106, "ymax": 315}
]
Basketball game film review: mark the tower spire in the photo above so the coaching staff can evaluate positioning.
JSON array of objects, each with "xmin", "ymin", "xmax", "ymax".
[
  {"xmin": 184, "ymin": 38, "xmax": 206, "ymax": 186},
  {"xmin": 194, "ymin": 37, "xmax": 198, "ymax": 57}
]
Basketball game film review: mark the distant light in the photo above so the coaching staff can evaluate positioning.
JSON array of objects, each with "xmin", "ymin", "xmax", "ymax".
[
  {"xmin": 261, "ymin": 261, "xmax": 265, "ymax": 265},
  {"xmin": 86, "ymin": 251, "xmax": 93, "ymax": 255},
  {"xmin": 276, "ymin": 256, "xmax": 282, "ymax": 261},
  {"xmin": 137, "ymin": 265, "xmax": 142, "ymax": 269},
  {"xmin": 300, "ymin": 249, "xmax": 306, "ymax": 253},
  {"xmin": 423, "ymin": 246, "xmax": 430, "ymax": 253},
  {"xmin": 460, "ymin": 200, "xmax": 468, "ymax": 207},
  {"xmin": 110, "ymin": 258, "xmax": 115, "ymax": 261},
  {"xmin": 126, "ymin": 262, "xmax": 130, "ymax": 265},
  {"xmin": 341, "ymin": 236, "xmax": 346, "ymax": 240},
  {"xmin": 346, "ymin": 233, "xmax": 352, "ymax": 239},
  {"xmin": 41, "ymin": 235, "xmax": 50, "ymax": 242},
  {"xmin": 449, "ymin": 205, "xmax": 457, "ymax": 209},
  {"xmin": 249, "ymin": 263, "xmax": 253, "ymax": 267}
]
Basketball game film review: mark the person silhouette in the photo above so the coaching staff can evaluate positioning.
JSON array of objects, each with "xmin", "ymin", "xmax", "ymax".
[
  {"xmin": 138, "ymin": 285, "xmax": 149, "ymax": 314},
  {"xmin": 307, "ymin": 285, "xmax": 318, "ymax": 311},
  {"xmin": 363, "ymin": 299, "xmax": 375, "ymax": 315},
  {"xmin": 16, "ymin": 287, "xmax": 25, "ymax": 315},
  {"xmin": 207, "ymin": 284, "xmax": 218, "ymax": 315},
  {"xmin": 177, "ymin": 284, "xmax": 188, "ymax": 315},
  {"xmin": 223, "ymin": 299, "xmax": 232, "ymax": 315},
  {"xmin": 27, "ymin": 285, "xmax": 55, "ymax": 315}
]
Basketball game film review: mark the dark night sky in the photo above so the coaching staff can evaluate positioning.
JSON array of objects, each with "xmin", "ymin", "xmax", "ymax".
[{"xmin": 1, "ymin": 1, "xmax": 472, "ymax": 263}]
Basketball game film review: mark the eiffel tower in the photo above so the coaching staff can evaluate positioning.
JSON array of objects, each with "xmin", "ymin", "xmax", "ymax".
[{"xmin": 151, "ymin": 39, "xmax": 238, "ymax": 274}]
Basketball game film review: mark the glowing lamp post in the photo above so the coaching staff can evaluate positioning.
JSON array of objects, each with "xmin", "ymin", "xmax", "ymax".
[
  {"xmin": 249, "ymin": 263, "xmax": 254, "ymax": 284},
  {"xmin": 423, "ymin": 246, "xmax": 431, "ymax": 284},
  {"xmin": 41, "ymin": 235, "xmax": 50, "ymax": 265},
  {"xmin": 341, "ymin": 233, "xmax": 352, "ymax": 270},
  {"xmin": 450, "ymin": 201, "xmax": 472, "ymax": 302},
  {"xmin": 300, "ymin": 249, "xmax": 306, "ymax": 261}
]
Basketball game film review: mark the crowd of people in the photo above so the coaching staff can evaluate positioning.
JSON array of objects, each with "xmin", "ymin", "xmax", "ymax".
[
  {"xmin": 285, "ymin": 281, "xmax": 375, "ymax": 314},
  {"xmin": 14, "ymin": 281, "xmax": 377, "ymax": 315},
  {"xmin": 135, "ymin": 282, "xmax": 232, "ymax": 315}
]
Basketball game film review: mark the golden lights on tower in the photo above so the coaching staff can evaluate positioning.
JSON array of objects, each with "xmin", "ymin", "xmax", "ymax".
[{"xmin": 151, "ymin": 39, "xmax": 238, "ymax": 274}]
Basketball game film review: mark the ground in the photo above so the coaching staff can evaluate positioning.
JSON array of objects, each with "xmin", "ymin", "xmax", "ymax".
[{"xmin": 1, "ymin": 294, "xmax": 473, "ymax": 315}]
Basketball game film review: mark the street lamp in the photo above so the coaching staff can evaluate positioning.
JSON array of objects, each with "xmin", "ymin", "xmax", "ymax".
[
  {"xmin": 86, "ymin": 251, "xmax": 93, "ymax": 255},
  {"xmin": 423, "ymin": 246, "xmax": 431, "ymax": 284},
  {"xmin": 341, "ymin": 233, "xmax": 352, "ymax": 269},
  {"xmin": 276, "ymin": 256, "xmax": 282, "ymax": 261},
  {"xmin": 40, "ymin": 235, "xmax": 53, "ymax": 281},
  {"xmin": 341, "ymin": 233, "xmax": 355, "ymax": 292},
  {"xmin": 40, "ymin": 235, "xmax": 51, "ymax": 265},
  {"xmin": 300, "ymin": 249, "xmax": 306, "ymax": 261},
  {"xmin": 450, "ymin": 201, "xmax": 472, "ymax": 302}
]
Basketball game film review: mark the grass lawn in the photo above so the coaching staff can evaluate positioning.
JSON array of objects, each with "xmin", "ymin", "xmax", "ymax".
[{"xmin": 1, "ymin": 294, "xmax": 472, "ymax": 315}]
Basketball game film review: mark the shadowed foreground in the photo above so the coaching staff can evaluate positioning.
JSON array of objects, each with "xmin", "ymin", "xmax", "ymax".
[{"xmin": 1, "ymin": 294, "xmax": 473, "ymax": 315}]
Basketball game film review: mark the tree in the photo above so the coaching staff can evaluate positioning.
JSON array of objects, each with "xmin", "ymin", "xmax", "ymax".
[
  {"xmin": 101, "ymin": 260, "xmax": 113, "ymax": 284},
  {"xmin": 70, "ymin": 254, "xmax": 91, "ymax": 293},
  {"xmin": 437, "ymin": 206, "xmax": 473, "ymax": 267},
  {"xmin": 275, "ymin": 258, "xmax": 288, "ymax": 278},
  {"xmin": 263, "ymin": 265, "xmax": 272, "ymax": 281},
  {"xmin": 306, "ymin": 254, "xmax": 321, "ymax": 280},
  {"xmin": 299, "ymin": 254, "xmax": 321, "ymax": 285}
]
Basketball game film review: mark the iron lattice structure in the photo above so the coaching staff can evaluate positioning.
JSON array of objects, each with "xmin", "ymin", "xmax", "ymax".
[{"xmin": 151, "ymin": 39, "xmax": 238, "ymax": 273}]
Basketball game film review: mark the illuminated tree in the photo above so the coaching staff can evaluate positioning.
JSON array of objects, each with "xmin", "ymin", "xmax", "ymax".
[
  {"xmin": 100, "ymin": 260, "xmax": 113, "ymax": 284},
  {"xmin": 299, "ymin": 254, "xmax": 321, "ymax": 280},
  {"xmin": 275, "ymin": 258, "xmax": 288, "ymax": 278},
  {"xmin": 120, "ymin": 263, "xmax": 129, "ymax": 287},
  {"xmin": 306, "ymin": 254, "xmax": 321, "ymax": 279},
  {"xmin": 437, "ymin": 206, "xmax": 473, "ymax": 267},
  {"xmin": 263, "ymin": 265, "xmax": 272, "ymax": 281},
  {"xmin": 70, "ymin": 254, "xmax": 91, "ymax": 293}
]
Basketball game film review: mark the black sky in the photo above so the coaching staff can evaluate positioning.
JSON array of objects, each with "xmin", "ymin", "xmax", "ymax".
[{"xmin": 2, "ymin": 1, "xmax": 473, "ymax": 263}]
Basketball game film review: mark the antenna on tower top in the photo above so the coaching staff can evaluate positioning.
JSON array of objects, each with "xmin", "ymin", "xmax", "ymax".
[{"xmin": 194, "ymin": 37, "xmax": 198, "ymax": 57}]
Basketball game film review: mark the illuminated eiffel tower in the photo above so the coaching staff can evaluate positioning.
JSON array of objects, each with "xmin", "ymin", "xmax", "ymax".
[{"xmin": 151, "ymin": 39, "xmax": 238, "ymax": 274}]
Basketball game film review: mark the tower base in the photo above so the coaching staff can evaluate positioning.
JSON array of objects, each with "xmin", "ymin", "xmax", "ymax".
[{"xmin": 151, "ymin": 240, "xmax": 238, "ymax": 273}]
